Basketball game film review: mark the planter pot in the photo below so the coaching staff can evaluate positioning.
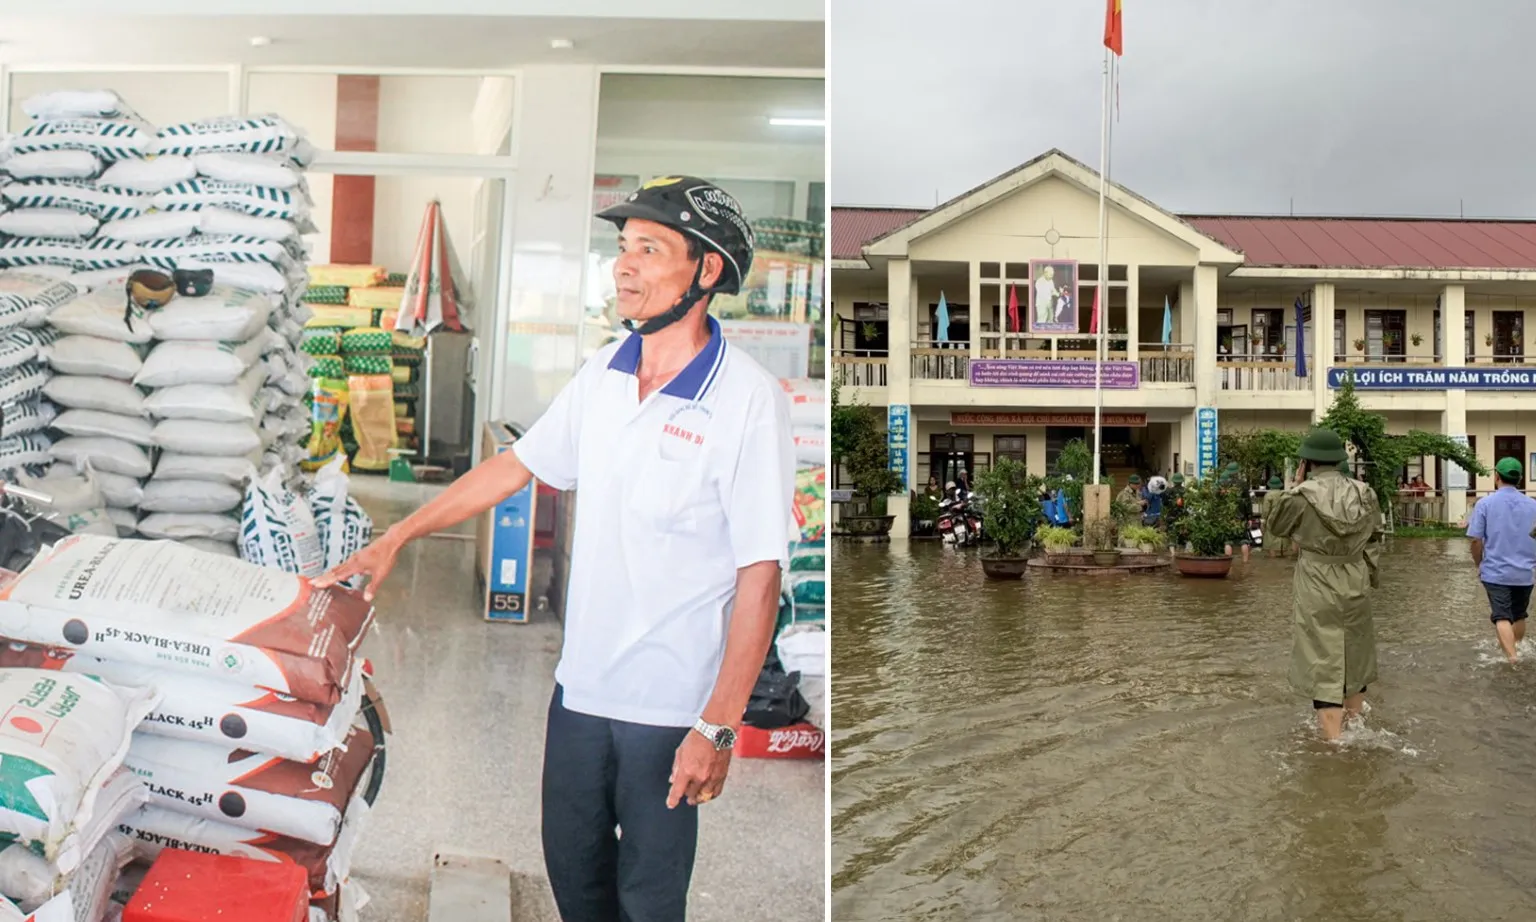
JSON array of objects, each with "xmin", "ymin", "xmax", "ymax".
[
  {"xmin": 1174, "ymin": 553, "xmax": 1234, "ymax": 578},
  {"xmin": 1138, "ymin": 543, "xmax": 1155, "ymax": 553},
  {"xmin": 980, "ymin": 556, "xmax": 1030, "ymax": 580},
  {"xmin": 1091, "ymin": 549, "xmax": 1121, "ymax": 568},
  {"xmin": 1044, "ymin": 546, "xmax": 1072, "ymax": 557},
  {"xmin": 843, "ymin": 515, "xmax": 896, "ymax": 538}
]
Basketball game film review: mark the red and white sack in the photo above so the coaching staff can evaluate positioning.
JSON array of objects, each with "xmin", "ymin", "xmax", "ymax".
[
  {"xmin": 0, "ymin": 891, "xmax": 72, "ymax": 922},
  {"xmin": 117, "ymin": 794, "xmax": 369, "ymax": 894},
  {"xmin": 0, "ymin": 535, "xmax": 375, "ymax": 706},
  {"xmin": 9, "ymin": 832, "xmax": 131, "ymax": 919},
  {"xmin": 0, "ymin": 643, "xmax": 362, "ymax": 763},
  {"xmin": 123, "ymin": 724, "xmax": 374, "ymax": 847},
  {"xmin": 0, "ymin": 669, "xmax": 156, "ymax": 871},
  {"xmin": 0, "ymin": 769, "xmax": 144, "ymax": 908},
  {"xmin": 778, "ymin": 378, "xmax": 825, "ymax": 429}
]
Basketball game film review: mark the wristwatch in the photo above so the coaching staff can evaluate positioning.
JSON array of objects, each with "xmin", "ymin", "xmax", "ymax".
[{"xmin": 693, "ymin": 718, "xmax": 737, "ymax": 751}]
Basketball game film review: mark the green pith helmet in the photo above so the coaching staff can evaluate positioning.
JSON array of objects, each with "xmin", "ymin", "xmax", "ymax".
[
  {"xmin": 1226, "ymin": 461, "xmax": 1240, "ymax": 473},
  {"xmin": 1268, "ymin": 476, "xmax": 1284, "ymax": 489},
  {"xmin": 1129, "ymin": 474, "xmax": 1142, "ymax": 485},
  {"xmin": 1171, "ymin": 473, "xmax": 1185, "ymax": 485},
  {"xmin": 1297, "ymin": 427, "xmax": 1349, "ymax": 464}
]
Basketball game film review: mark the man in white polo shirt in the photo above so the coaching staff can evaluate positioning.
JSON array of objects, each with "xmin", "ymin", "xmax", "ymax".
[{"xmin": 317, "ymin": 175, "xmax": 795, "ymax": 922}]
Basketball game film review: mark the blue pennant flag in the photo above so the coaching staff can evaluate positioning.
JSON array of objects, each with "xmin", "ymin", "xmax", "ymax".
[
  {"xmin": 1294, "ymin": 295, "xmax": 1308, "ymax": 378},
  {"xmin": 1161, "ymin": 296, "xmax": 1173, "ymax": 346},
  {"xmin": 935, "ymin": 292, "xmax": 950, "ymax": 343}
]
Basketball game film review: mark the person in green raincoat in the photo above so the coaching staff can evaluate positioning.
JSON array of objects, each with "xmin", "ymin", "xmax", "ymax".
[
  {"xmin": 1117, "ymin": 475, "xmax": 1146, "ymax": 515},
  {"xmin": 1261, "ymin": 476, "xmax": 1293, "ymax": 557},
  {"xmin": 1163, "ymin": 473, "xmax": 1188, "ymax": 547},
  {"xmin": 1265, "ymin": 428, "xmax": 1384, "ymax": 741}
]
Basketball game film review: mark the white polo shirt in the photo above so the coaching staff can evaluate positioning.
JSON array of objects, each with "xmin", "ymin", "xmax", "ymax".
[{"xmin": 512, "ymin": 316, "xmax": 795, "ymax": 728}]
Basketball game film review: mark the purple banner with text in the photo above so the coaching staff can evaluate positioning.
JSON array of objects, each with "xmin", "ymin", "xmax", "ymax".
[{"xmin": 968, "ymin": 359, "xmax": 1140, "ymax": 389}]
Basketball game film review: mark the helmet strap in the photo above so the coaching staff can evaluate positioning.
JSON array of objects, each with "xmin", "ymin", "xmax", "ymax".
[{"xmin": 623, "ymin": 256, "xmax": 714, "ymax": 336}]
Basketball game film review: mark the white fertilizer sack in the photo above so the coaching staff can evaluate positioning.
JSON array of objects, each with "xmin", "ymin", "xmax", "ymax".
[
  {"xmin": 309, "ymin": 457, "xmax": 371, "ymax": 589},
  {"xmin": 0, "ymin": 668, "xmax": 156, "ymax": 870},
  {"xmin": 0, "ymin": 535, "xmax": 375, "ymax": 706},
  {"xmin": 239, "ymin": 466, "xmax": 324, "ymax": 577},
  {"xmin": 0, "ymin": 771, "xmax": 143, "ymax": 909},
  {"xmin": 134, "ymin": 337, "xmax": 263, "ymax": 389}
]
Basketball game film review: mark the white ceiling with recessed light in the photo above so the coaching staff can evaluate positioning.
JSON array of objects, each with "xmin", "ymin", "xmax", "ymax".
[{"xmin": 0, "ymin": 15, "xmax": 823, "ymax": 69}]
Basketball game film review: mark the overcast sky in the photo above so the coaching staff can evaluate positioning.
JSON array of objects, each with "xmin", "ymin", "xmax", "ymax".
[{"xmin": 831, "ymin": 0, "xmax": 1536, "ymax": 217}]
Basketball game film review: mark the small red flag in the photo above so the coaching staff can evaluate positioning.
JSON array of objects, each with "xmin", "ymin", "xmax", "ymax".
[
  {"xmin": 1104, "ymin": 0, "xmax": 1123, "ymax": 56},
  {"xmin": 1090, "ymin": 286, "xmax": 1101, "ymax": 335},
  {"xmin": 1007, "ymin": 286, "xmax": 1020, "ymax": 333}
]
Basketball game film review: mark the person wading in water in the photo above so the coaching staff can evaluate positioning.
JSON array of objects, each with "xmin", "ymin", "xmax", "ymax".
[
  {"xmin": 1265, "ymin": 428, "xmax": 1385, "ymax": 741},
  {"xmin": 1467, "ymin": 457, "xmax": 1536, "ymax": 664}
]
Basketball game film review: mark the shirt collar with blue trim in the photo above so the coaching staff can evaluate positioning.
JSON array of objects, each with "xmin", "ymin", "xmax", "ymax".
[{"xmin": 607, "ymin": 316, "xmax": 728, "ymax": 401}]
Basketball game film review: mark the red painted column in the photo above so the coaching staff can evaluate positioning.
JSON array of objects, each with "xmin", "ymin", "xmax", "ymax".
[{"xmin": 330, "ymin": 75, "xmax": 379, "ymax": 265}]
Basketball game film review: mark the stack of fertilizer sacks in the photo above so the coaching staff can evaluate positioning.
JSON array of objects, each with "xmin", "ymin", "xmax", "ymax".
[
  {"xmin": 0, "ymin": 534, "xmax": 377, "ymax": 921},
  {"xmin": 0, "ymin": 90, "xmax": 318, "ymax": 555},
  {"xmin": 298, "ymin": 265, "xmax": 406, "ymax": 472},
  {"xmin": 774, "ymin": 378, "xmax": 826, "ymax": 731}
]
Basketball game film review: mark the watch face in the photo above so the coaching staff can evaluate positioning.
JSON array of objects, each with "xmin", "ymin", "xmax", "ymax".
[{"xmin": 717, "ymin": 726, "xmax": 737, "ymax": 749}]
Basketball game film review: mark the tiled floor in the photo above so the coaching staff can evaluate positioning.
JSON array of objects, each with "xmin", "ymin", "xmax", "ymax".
[{"xmin": 344, "ymin": 477, "xmax": 825, "ymax": 921}]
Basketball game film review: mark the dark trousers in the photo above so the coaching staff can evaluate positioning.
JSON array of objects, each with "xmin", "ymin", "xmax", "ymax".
[{"xmin": 542, "ymin": 685, "xmax": 699, "ymax": 922}]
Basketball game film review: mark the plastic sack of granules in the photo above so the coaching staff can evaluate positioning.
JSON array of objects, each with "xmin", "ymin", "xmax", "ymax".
[
  {"xmin": 791, "ymin": 466, "xmax": 826, "ymax": 544},
  {"xmin": 0, "ymin": 770, "xmax": 142, "ymax": 909},
  {"xmin": 0, "ymin": 668, "xmax": 156, "ymax": 871},
  {"xmin": 240, "ymin": 464, "xmax": 324, "ymax": 577},
  {"xmin": 309, "ymin": 456, "xmax": 372, "ymax": 590},
  {"xmin": 301, "ymin": 379, "xmax": 348, "ymax": 472}
]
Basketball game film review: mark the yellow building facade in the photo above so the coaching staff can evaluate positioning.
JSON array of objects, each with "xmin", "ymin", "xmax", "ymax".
[{"xmin": 832, "ymin": 150, "xmax": 1536, "ymax": 533}]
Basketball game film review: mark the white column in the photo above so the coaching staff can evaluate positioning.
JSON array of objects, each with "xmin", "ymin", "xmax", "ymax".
[
  {"xmin": 1443, "ymin": 283, "xmax": 1468, "ymax": 524},
  {"xmin": 887, "ymin": 259, "xmax": 913, "ymax": 536},
  {"xmin": 1311, "ymin": 282, "xmax": 1335, "ymax": 421},
  {"xmin": 1193, "ymin": 265, "xmax": 1219, "ymax": 409},
  {"xmin": 968, "ymin": 261, "xmax": 983, "ymax": 361},
  {"xmin": 1126, "ymin": 264, "xmax": 1140, "ymax": 362},
  {"xmin": 498, "ymin": 64, "xmax": 600, "ymax": 430}
]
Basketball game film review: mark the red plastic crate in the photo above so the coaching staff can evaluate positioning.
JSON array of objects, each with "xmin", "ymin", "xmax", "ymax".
[
  {"xmin": 737, "ymin": 722, "xmax": 825, "ymax": 759},
  {"xmin": 124, "ymin": 849, "xmax": 309, "ymax": 922}
]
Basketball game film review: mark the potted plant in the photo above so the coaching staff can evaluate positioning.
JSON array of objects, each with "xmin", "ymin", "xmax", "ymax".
[
  {"xmin": 1038, "ymin": 526, "xmax": 1076, "ymax": 556},
  {"xmin": 833, "ymin": 387, "xmax": 904, "ymax": 538},
  {"xmin": 1121, "ymin": 524, "xmax": 1165, "ymax": 553},
  {"xmin": 1353, "ymin": 337, "xmax": 1366, "ymax": 353},
  {"xmin": 910, "ymin": 492, "xmax": 940, "ymax": 537},
  {"xmin": 1084, "ymin": 517, "xmax": 1121, "ymax": 568},
  {"xmin": 1486, "ymin": 332, "xmax": 1495, "ymax": 347},
  {"xmin": 1410, "ymin": 332, "xmax": 1423, "ymax": 348},
  {"xmin": 972, "ymin": 458, "xmax": 1042, "ymax": 580},
  {"xmin": 1173, "ymin": 478, "xmax": 1243, "ymax": 577}
]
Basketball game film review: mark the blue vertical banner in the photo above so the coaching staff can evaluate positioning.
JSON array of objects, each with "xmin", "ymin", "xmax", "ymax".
[
  {"xmin": 887, "ymin": 404, "xmax": 911, "ymax": 491},
  {"xmin": 1196, "ymin": 406, "xmax": 1219, "ymax": 478}
]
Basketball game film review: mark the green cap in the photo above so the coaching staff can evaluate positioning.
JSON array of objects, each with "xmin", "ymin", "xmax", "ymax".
[
  {"xmin": 1298, "ymin": 427, "xmax": 1349, "ymax": 464},
  {"xmin": 1171, "ymin": 473, "xmax": 1185, "ymax": 484},
  {"xmin": 1226, "ymin": 461, "xmax": 1240, "ymax": 472},
  {"xmin": 1129, "ymin": 474, "xmax": 1142, "ymax": 485},
  {"xmin": 1268, "ymin": 476, "xmax": 1284, "ymax": 489},
  {"xmin": 1497, "ymin": 457, "xmax": 1523, "ymax": 480}
]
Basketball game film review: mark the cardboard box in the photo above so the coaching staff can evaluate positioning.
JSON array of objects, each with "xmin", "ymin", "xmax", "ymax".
[
  {"xmin": 737, "ymin": 722, "xmax": 824, "ymax": 760},
  {"xmin": 475, "ymin": 421, "xmax": 539, "ymax": 623}
]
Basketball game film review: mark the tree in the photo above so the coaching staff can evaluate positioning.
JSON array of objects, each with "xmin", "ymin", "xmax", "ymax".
[{"xmin": 972, "ymin": 458, "xmax": 1043, "ymax": 557}]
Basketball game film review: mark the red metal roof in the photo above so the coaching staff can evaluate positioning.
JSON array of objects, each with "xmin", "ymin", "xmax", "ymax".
[
  {"xmin": 830, "ymin": 207, "xmax": 925, "ymax": 260},
  {"xmin": 832, "ymin": 206, "xmax": 1536, "ymax": 271},
  {"xmin": 1186, "ymin": 216, "xmax": 1536, "ymax": 270}
]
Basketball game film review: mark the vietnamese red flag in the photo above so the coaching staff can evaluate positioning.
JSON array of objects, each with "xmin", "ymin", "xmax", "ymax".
[
  {"xmin": 1007, "ymin": 285, "xmax": 1019, "ymax": 333},
  {"xmin": 1089, "ymin": 285, "xmax": 1101, "ymax": 334},
  {"xmin": 1104, "ymin": 0, "xmax": 1123, "ymax": 56}
]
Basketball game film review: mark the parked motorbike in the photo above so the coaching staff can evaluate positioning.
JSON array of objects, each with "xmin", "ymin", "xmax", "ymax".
[{"xmin": 938, "ymin": 494, "xmax": 984, "ymax": 547}]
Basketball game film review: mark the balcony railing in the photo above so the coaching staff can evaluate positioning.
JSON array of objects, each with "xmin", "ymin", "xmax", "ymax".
[
  {"xmin": 1139, "ymin": 343, "xmax": 1194, "ymax": 384},
  {"xmin": 832, "ymin": 350, "xmax": 889, "ymax": 387},
  {"xmin": 1220, "ymin": 360, "xmax": 1312, "ymax": 391},
  {"xmin": 911, "ymin": 340, "xmax": 969, "ymax": 381}
]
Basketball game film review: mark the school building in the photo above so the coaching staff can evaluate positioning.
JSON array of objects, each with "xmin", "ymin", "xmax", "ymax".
[{"xmin": 831, "ymin": 149, "xmax": 1536, "ymax": 534}]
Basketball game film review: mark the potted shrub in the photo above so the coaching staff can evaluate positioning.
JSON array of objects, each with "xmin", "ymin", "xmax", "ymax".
[
  {"xmin": 1121, "ymin": 524, "xmax": 1164, "ymax": 553},
  {"xmin": 1038, "ymin": 525, "xmax": 1076, "ymax": 556},
  {"xmin": 1084, "ymin": 517, "xmax": 1121, "ymax": 568},
  {"xmin": 972, "ymin": 458, "xmax": 1042, "ymax": 580},
  {"xmin": 1173, "ymin": 478, "xmax": 1244, "ymax": 577},
  {"xmin": 910, "ymin": 492, "xmax": 940, "ymax": 537},
  {"xmin": 1410, "ymin": 332, "xmax": 1423, "ymax": 348},
  {"xmin": 832, "ymin": 385, "xmax": 904, "ymax": 538},
  {"xmin": 1352, "ymin": 337, "xmax": 1366, "ymax": 353}
]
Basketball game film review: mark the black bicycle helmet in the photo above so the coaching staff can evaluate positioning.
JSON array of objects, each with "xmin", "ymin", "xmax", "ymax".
[{"xmin": 596, "ymin": 175, "xmax": 755, "ymax": 335}]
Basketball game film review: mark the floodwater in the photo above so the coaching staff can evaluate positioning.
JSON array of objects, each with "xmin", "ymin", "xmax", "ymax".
[{"xmin": 832, "ymin": 540, "xmax": 1536, "ymax": 922}]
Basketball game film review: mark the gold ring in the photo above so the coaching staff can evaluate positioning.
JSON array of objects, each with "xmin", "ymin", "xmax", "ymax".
[{"xmin": 699, "ymin": 792, "xmax": 714, "ymax": 804}]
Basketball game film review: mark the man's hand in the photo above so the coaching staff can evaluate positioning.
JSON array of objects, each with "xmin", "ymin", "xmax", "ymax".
[
  {"xmin": 666, "ymin": 730, "xmax": 732, "ymax": 809},
  {"xmin": 313, "ymin": 529, "xmax": 405, "ymax": 601}
]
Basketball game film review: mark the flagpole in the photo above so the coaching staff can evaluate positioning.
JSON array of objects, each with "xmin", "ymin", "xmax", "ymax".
[{"xmin": 1093, "ymin": 47, "xmax": 1111, "ymax": 484}]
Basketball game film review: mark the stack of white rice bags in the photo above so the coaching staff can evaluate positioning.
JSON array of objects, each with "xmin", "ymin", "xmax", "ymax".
[
  {"xmin": 0, "ymin": 275, "xmax": 73, "ymax": 478},
  {"xmin": 0, "ymin": 91, "xmax": 319, "ymax": 552}
]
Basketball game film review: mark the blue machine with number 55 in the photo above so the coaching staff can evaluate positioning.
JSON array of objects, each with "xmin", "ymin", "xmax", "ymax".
[{"xmin": 477, "ymin": 422, "xmax": 540, "ymax": 623}]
